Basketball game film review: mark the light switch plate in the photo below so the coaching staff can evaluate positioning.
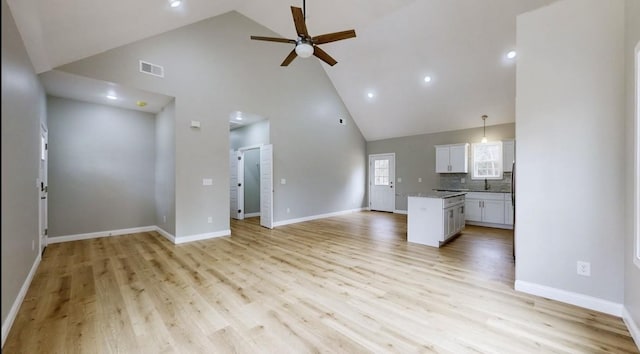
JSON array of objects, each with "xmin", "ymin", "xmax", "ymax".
[
  {"xmin": 190, "ymin": 120, "xmax": 201, "ymax": 128},
  {"xmin": 397, "ymin": 177, "xmax": 402, "ymax": 183},
  {"xmin": 418, "ymin": 177, "xmax": 422, "ymax": 183},
  {"xmin": 280, "ymin": 178, "xmax": 286, "ymax": 185},
  {"xmin": 202, "ymin": 178, "xmax": 213, "ymax": 186}
]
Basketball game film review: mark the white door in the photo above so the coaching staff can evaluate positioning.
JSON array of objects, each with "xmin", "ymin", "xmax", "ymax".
[
  {"xmin": 369, "ymin": 153, "xmax": 395, "ymax": 212},
  {"xmin": 230, "ymin": 150, "xmax": 245, "ymax": 220},
  {"xmin": 260, "ymin": 144, "xmax": 273, "ymax": 229},
  {"xmin": 39, "ymin": 126, "xmax": 48, "ymax": 254},
  {"xmin": 230, "ymin": 149, "xmax": 238, "ymax": 219}
]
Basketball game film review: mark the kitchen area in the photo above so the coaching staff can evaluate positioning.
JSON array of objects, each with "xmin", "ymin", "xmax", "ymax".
[{"xmin": 405, "ymin": 137, "xmax": 515, "ymax": 249}]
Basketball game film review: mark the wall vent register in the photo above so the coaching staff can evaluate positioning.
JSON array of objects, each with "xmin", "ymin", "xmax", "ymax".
[{"xmin": 139, "ymin": 60, "xmax": 164, "ymax": 78}]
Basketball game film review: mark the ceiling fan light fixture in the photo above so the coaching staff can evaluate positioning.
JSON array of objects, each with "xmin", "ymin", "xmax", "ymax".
[
  {"xmin": 169, "ymin": 0, "xmax": 181, "ymax": 8},
  {"xmin": 295, "ymin": 42, "xmax": 314, "ymax": 58}
]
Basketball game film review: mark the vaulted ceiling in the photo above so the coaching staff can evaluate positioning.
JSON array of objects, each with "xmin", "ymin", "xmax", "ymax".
[{"xmin": 7, "ymin": 0, "xmax": 556, "ymax": 141}]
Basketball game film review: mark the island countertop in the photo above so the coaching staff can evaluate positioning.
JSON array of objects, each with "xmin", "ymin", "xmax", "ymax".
[
  {"xmin": 408, "ymin": 191, "xmax": 466, "ymax": 199},
  {"xmin": 434, "ymin": 188, "xmax": 511, "ymax": 193}
]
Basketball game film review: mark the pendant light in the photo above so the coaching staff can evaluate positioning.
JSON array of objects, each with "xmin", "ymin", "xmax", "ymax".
[{"xmin": 481, "ymin": 115, "xmax": 488, "ymax": 143}]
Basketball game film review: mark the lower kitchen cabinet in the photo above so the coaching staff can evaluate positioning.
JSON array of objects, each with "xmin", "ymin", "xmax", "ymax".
[{"xmin": 465, "ymin": 192, "xmax": 512, "ymax": 229}]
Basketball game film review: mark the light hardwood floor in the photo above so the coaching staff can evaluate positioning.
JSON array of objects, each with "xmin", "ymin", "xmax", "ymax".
[{"xmin": 4, "ymin": 212, "xmax": 638, "ymax": 353}]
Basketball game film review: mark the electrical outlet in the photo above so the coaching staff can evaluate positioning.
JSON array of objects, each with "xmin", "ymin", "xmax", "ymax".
[
  {"xmin": 207, "ymin": 216, "xmax": 213, "ymax": 223},
  {"xmin": 418, "ymin": 177, "xmax": 422, "ymax": 183},
  {"xmin": 202, "ymin": 178, "xmax": 213, "ymax": 186},
  {"xmin": 577, "ymin": 261, "xmax": 591, "ymax": 276}
]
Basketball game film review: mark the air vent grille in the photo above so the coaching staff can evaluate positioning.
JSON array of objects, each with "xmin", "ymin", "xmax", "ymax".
[{"xmin": 139, "ymin": 60, "xmax": 164, "ymax": 78}]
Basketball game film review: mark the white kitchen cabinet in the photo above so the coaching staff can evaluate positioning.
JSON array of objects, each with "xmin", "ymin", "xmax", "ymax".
[
  {"xmin": 503, "ymin": 140, "xmax": 515, "ymax": 172},
  {"xmin": 435, "ymin": 143, "xmax": 469, "ymax": 173},
  {"xmin": 408, "ymin": 193, "xmax": 465, "ymax": 247},
  {"xmin": 464, "ymin": 199, "xmax": 482, "ymax": 222},
  {"xmin": 464, "ymin": 192, "xmax": 509, "ymax": 228}
]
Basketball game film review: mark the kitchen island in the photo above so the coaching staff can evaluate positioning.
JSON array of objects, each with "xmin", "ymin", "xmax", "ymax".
[{"xmin": 407, "ymin": 192, "xmax": 466, "ymax": 247}]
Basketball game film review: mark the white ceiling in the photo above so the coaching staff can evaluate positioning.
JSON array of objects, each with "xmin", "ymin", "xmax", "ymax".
[{"xmin": 7, "ymin": 0, "xmax": 556, "ymax": 141}]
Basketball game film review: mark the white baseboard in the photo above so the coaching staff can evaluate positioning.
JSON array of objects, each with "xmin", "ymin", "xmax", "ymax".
[
  {"xmin": 514, "ymin": 280, "xmax": 623, "ymax": 317},
  {"xmin": 43, "ymin": 225, "xmax": 232, "ymax": 246},
  {"xmin": 154, "ymin": 227, "xmax": 175, "ymax": 243},
  {"xmin": 623, "ymin": 307, "xmax": 640, "ymax": 351},
  {"xmin": 244, "ymin": 212, "xmax": 260, "ymax": 218},
  {"xmin": 273, "ymin": 207, "xmax": 365, "ymax": 227},
  {"xmin": 48, "ymin": 225, "xmax": 157, "ymax": 243},
  {"xmin": 174, "ymin": 230, "xmax": 230, "ymax": 244},
  {"xmin": 394, "ymin": 209, "xmax": 408, "ymax": 215},
  {"xmin": 466, "ymin": 221, "xmax": 513, "ymax": 230},
  {"xmin": 2, "ymin": 252, "xmax": 41, "ymax": 348}
]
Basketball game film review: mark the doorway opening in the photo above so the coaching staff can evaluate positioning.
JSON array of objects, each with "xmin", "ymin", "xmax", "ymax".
[{"xmin": 229, "ymin": 113, "xmax": 273, "ymax": 229}]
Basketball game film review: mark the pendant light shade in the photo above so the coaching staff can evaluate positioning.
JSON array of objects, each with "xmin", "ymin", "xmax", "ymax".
[{"xmin": 481, "ymin": 115, "xmax": 488, "ymax": 143}]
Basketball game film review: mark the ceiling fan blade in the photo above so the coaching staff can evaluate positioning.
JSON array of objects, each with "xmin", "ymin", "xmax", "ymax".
[
  {"xmin": 312, "ymin": 30, "xmax": 356, "ymax": 45},
  {"xmin": 291, "ymin": 6, "xmax": 309, "ymax": 37},
  {"xmin": 313, "ymin": 46, "xmax": 337, "ymax": 66},
  {"xmin": 281, "ymin": 49, "xmax": 298, "ymax": 66},
  {"xmin": 250, "ymin": 36, "xmax": 296, "ymax": 44}
]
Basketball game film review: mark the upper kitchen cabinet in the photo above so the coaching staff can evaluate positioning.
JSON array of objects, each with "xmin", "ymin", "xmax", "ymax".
[
  {"xmin": 502, "ymin": 140, "xmax": 515, "ymax": 172},
  {"xmin": 435, "ymin": 143, "xmax": 469, "ymax": 173}
]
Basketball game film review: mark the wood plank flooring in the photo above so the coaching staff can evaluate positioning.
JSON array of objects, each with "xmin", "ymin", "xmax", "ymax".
[{"xmin": 4, "ymin": 212, "xmax": 638, "ymax": 353}]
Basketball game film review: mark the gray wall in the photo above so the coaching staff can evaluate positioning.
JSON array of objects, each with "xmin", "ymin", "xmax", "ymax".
[
  {"xmin": 243, "ymin": 149, "xmax": 260, "ymax": 214},
  {"xmin": 47, "ymin": 97, "xmax": 156, "ymax": 237},
  {"xmin": 367, "ymin": 123, "xmax": 515, "ymax": 210},
  {"xmin": 1, "ymin": 0, "xmax": 47, "ymax": 330},
  {"xmin": 57, "ymin": 11, "xmax": 367, "ymax": 236},
  {"xmin": 516, "ymin": 0, "xmax": 625, "ymax": 302},
  {"xmin": 230, "ymin": 119, "xmax": 269, "ymax": 150},
  {"xmin": 155, "ymin": 100, "xmax": 176, "ymax": 235},
  {"xmin": 624, "ymin": 0, "xmax": 640, "ymax": 333}
]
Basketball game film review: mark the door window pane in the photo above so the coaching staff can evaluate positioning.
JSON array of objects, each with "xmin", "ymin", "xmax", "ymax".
[{"xmin": 374, "ymin": 159, "xmax": 389, "ymax": 185}]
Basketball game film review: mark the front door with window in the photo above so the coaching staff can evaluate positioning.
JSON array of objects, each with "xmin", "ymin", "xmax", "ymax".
[{"xmin": 369, "ymin": 153, "xmax": 395, "ymax": 212}]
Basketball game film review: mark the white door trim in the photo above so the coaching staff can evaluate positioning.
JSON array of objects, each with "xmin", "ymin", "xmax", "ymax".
[{"xmin": 368, "ymin": 153, "xmax": 396, "ymax": 212}]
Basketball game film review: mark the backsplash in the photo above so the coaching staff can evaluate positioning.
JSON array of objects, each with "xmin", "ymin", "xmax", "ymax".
[{"xmin": 439, "ymin": 172, "xmax": 512, "ymax": 192}]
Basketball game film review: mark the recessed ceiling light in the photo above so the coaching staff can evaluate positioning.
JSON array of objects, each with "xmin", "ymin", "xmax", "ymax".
[
  {"xmin": 367, "ymin": 92, "xmax": 374, "ymax": 99},
  {"xmin": 106, "ymin": 95, "xmax": 117, "ymax": 100},
  {"xmin": 424, "ymin": 76, "xmax": 432, "ymax": 83},
  {"xmin": 507, "ymin": 51, "xmax": 517, "ymax": 59},
  {"xmin": 169, "ymin": 0, "xmax": 181, "ymax": 7}
]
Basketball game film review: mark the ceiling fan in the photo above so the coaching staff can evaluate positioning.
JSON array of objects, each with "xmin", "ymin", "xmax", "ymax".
[{"xmin": 250, "ymin": 0, "xmax": 356, "ymax": 67}]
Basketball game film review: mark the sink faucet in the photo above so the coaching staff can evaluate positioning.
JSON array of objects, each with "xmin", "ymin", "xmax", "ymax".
[{"xmin": 484, "ymin": 178, "xmax": 489, "ymax": 190}]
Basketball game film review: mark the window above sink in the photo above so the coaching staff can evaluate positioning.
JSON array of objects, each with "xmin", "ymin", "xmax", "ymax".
[{"xmin": 471, "ymin": 141, "xmax": 503, "ymax": 180}]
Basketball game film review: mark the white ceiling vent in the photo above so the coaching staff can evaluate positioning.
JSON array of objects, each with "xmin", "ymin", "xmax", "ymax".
[{"xmin": 139, "ymin": 60, "xmax": 164, "ymax": 78}]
